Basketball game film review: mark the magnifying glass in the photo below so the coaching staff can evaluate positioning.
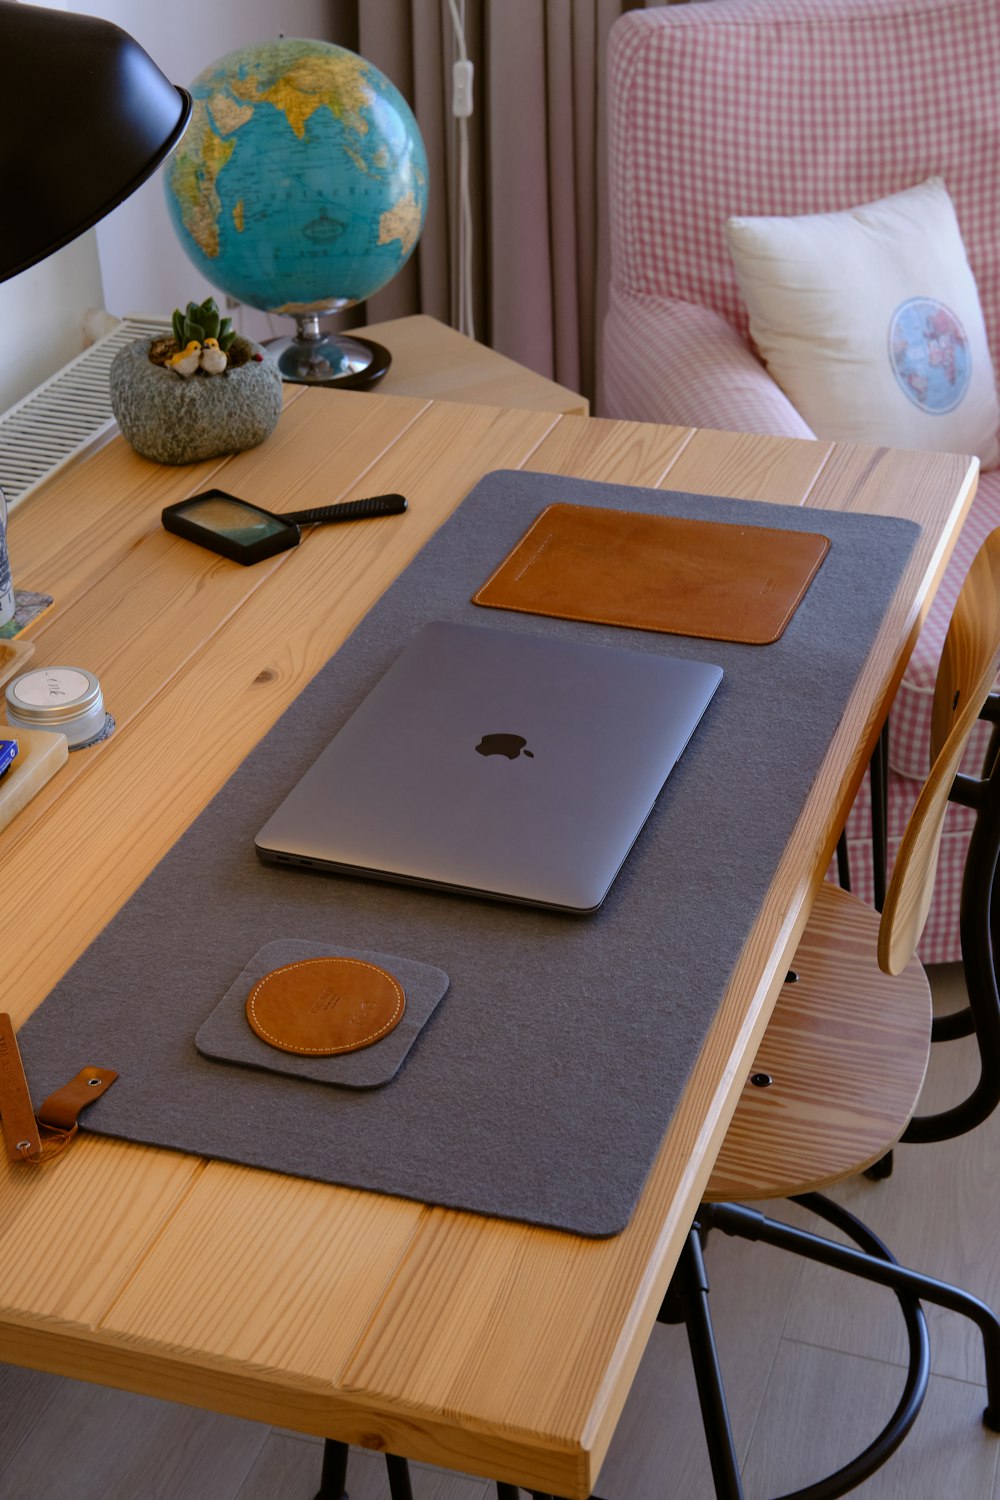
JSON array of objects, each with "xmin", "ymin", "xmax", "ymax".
[{"xmin": 162, "ymin": 488, "xmax": 407, "ymax": 565}]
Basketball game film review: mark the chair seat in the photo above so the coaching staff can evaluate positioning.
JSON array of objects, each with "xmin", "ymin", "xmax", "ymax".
[{"xmin": 704, "ymin": 882, "xmax": 932, "ymax": 1203}]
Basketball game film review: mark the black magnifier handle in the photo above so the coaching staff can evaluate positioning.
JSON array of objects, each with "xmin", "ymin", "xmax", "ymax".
[{"xmin": 282, "ymin": 494, "xmax": 407, "ymax": 526}]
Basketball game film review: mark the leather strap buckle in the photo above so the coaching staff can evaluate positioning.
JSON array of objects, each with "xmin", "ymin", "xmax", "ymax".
[{"xmin": 0, "ymin": 1014, "xmax": 116, "ymax": 1166}]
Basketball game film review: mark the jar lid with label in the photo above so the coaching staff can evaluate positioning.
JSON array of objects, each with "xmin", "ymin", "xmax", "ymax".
[{"xmin": 5, "ymin": 666, "xmax": 109, "ymax": 748}]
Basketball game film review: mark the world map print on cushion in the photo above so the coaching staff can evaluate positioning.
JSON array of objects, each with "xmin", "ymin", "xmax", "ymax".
[{"xmin": 890, "ymin": 298, "xmax": 971, "ymax": 414}]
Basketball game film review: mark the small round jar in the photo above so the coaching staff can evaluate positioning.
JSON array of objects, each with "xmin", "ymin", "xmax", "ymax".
[{"xmin": 6, "ymin": 666, "xmax": 107, "ymax": 747}]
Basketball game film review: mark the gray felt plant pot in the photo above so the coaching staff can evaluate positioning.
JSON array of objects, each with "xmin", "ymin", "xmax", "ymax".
[{"xmin": 110, "ymin": 336, "xmax": 283, "ymax": 465}]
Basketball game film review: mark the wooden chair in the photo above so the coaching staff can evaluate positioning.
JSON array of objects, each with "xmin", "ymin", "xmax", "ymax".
[
  {"xmin": 650, "ymin": 527, "xmax": 1000, "ymax": 1498},
  {"xmin": 717, "ymin": 528, "xmax": 1000, "ymax": 1191},
  {"xmin": 319, "ymin": 534, "xmax": 1000, "ymax": 1500}
]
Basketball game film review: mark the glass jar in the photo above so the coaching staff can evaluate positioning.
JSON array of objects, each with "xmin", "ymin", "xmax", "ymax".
[{"xmin": 0, "ymin": 486, "xmax": 13, "ymax": 629}]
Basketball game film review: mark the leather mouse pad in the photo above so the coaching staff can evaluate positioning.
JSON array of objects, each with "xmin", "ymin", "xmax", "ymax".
[{"xmin": 472, "ymin": 503, "xmax": 830, "ymax": 644}]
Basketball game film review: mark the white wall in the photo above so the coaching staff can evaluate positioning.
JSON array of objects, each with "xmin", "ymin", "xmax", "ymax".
[
  {"xmin": 0, "ymin": 235, "xmax": 104, "ymax": 413},
  {"xmin": 78, "ymin": 0, "xmax": 340, "ymax": 333},
  {"xmin": 0, "ymin": 0, "xmax": 340, "ymax": 412}
]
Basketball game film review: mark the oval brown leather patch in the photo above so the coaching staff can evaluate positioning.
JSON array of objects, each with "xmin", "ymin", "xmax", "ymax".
[{"xmin": 245, "ymin": 957, "xmax": 405, "ymax": 1056}]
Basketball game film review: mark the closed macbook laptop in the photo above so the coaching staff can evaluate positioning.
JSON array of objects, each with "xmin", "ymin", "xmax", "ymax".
[{"xmin": 255, "ymin": 621, "xmax": 723, "ymax": 913}]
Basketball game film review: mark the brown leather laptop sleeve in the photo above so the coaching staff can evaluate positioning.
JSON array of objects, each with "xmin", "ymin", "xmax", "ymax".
[{"xmin": 472, "ymin": 503, "xmax": 830, "ymax": 645}]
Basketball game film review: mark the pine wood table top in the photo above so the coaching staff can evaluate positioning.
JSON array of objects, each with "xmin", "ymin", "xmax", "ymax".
[
  {"xmin": 358, "ymin": 314, "xmax": 590, "ymax": 415},
  {"xmin": 0, "ymin": 389, "xmax": 978, "ymax": 1497}
]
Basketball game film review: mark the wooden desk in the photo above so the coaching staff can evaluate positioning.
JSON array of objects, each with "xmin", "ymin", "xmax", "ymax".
[
  {"xmin": 0, "ymin": 393, "xmax": 977, "ymax": 1498},
  {"xmin": 357, "ymin": 313, "xmax": 590, "ymax": 415}
]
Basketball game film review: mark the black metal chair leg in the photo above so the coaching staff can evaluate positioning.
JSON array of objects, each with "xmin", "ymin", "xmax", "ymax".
[
  {"xmin": 698, "ymin": 1197, "xmax": 933, "ymax": 1500},
  {"xmin": 386, "ymin": 1453, "xmax": 415, "ymax": 1499},
  {"xmin": 314, "ymin": 1438, "xmax": 349, "ymax": 1500},
  {"xmin": 904, "ymin": 755, "xmax": 1000, "ymax": 1138},
  {"xmin": 870, "ymin": 719, "xmax": 890, "ymax": 912},
  {"xmin": 835, "ymin": 720, "xmax": 889, "ymax": 903},
  {"xmin": 864, "ymin": 1148, "xmax": 894, "ymax": 1180},
  {"xmin": 662, "ymin": 1227, "xmax": 746, "ymax": 1499},
  {"xmin": 709, "ymin": 1191, "xmax": 1000, "ymax": 1429},
  {"xmin": 794, "ymin": 1190, "xmax": 1000, "ymax": 1429}
]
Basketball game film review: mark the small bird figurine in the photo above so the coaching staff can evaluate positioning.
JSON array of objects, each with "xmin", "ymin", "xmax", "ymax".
[
  {"xmin": 199, "ymin": 337, "xmax": 229, "ymax": 375},
  {"xmin": 166, "ymin": 339, "xmax": 202, "ymax": 377}
]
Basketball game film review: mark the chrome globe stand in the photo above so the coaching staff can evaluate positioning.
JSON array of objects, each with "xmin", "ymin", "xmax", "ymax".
[{"xmin": 265, "ymin": 313, "xmax": 391, "ymax": 389}]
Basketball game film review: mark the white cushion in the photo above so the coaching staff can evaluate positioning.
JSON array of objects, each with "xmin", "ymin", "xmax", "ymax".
[{"xmin": 725, "ymin": 178, "xmax": 1000, "ymax": 469}]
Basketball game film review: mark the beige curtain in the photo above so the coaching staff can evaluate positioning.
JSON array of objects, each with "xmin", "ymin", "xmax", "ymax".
[{"xmin": 329, "ymin": 1, "xmax": 642, "ymax": 407}]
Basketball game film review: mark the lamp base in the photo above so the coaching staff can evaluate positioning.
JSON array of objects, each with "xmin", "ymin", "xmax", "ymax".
[{"xmin": 267, "ymin": 332, "xmax": 392, "ymax": 389}]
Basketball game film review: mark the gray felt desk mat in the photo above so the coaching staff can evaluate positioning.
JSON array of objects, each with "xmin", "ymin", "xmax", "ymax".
[
  {"xmin": 195, "ymin": 941, "xmax": 450, "ymax": 1088},
  {"xmin": 17, "ymin": 471, "xmax": 919, "ymax": 1237}
]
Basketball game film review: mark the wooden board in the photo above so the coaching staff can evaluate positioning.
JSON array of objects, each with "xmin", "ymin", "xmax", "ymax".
[
  {"xmin": 0, "ymin": 637, "xmax": 33, "ymax": 692},
  {"xmin": 0, "ymin": 726, "xmax": 67, "ymax": 833}
]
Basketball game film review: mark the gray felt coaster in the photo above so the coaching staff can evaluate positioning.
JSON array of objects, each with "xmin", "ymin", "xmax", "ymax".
[
  {"xmin": 17, "ymin": 472, "xmax": 920, "ymax": 1236},
  {"xmin": 196, "ymin": 941, "xmax": 449, "ymax": 1089}
]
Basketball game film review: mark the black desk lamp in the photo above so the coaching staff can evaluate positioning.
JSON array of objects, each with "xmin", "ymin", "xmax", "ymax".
[
  {"xmin": 0, "ymin": 1, "xmax": 191, "ymax": 283},
  {"xmin": 0, "ymin": 1, "xmax": 189, "ymax": 629}
]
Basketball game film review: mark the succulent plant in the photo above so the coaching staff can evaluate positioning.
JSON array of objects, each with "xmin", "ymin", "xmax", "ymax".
[{"xmin": 170, "ymin": 297, "xmax": 236, "ymax": 353}]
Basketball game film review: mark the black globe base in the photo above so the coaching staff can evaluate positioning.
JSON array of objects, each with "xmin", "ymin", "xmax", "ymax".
[{"xmin": 267, "ymin": 333, "xmax": 392, "ymax": 390}]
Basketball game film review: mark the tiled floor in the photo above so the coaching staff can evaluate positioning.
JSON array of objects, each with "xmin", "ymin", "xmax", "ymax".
[{"xmin": 2, "ymin": 965, "xmax": 999, "ymax": 1499}]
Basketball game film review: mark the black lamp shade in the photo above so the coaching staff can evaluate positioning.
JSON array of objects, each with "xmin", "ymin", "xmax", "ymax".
[{"xmin": 0, "ymin": 2, "xmax": 191, "ymax": 283}]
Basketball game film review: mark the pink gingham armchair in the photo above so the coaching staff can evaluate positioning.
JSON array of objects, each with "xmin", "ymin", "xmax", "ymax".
[{"xmin": 603, "ymin": 0, "xmax": 1000, "ymax": 962}]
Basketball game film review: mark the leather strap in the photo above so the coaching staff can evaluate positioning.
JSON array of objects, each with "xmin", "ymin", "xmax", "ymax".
[
  {"xmin": 37, "ymin": 1067, "xmax": 118, "ymax": 1132},
  {"xmin": 0, "ymin": 1013, "xmax": 41, "ymax": 1163},
  {"xmin": 0, "ymin": 1013, "xmax": 117, "ymax": 1165}
]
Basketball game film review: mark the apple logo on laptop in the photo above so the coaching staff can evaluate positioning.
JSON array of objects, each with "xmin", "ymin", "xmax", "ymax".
[{"xmin": 475, "ymin": 733, "xmax": 534, "ymax": 759}]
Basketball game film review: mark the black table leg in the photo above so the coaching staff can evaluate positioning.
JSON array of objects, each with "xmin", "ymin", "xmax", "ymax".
[
  {"xmin": 386, "ymin": 1453, "xmax": 415, "ymax": 1498},
  {"xmin": 313, "ymin": 1438, "xmax": 349, "ymax": 1499}
]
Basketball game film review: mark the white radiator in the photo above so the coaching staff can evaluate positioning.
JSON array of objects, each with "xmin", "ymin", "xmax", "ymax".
[{"xmin": 0, "ymin": 314, "xmax": 172, "ymax": 511}]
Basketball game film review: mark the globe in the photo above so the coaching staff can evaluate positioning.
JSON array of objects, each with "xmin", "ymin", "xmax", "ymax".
[{"xmin": 164, "ymin": 37, "xmax": 429, "ymax": 384}]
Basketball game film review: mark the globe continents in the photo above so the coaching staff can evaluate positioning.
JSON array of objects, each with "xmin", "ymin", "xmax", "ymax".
[
  {"xmin": 165, "ymin": 38, "xmax": 428, "ymax": 316},
  {"xmin": 890, "ymin": 297, "xmax": 971, "ymax": 415}
]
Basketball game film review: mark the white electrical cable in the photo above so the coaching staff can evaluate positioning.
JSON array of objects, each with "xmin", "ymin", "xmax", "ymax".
[{"xmin": 446, "ymin": 0, "xmax": 475, "ymax": 340}]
